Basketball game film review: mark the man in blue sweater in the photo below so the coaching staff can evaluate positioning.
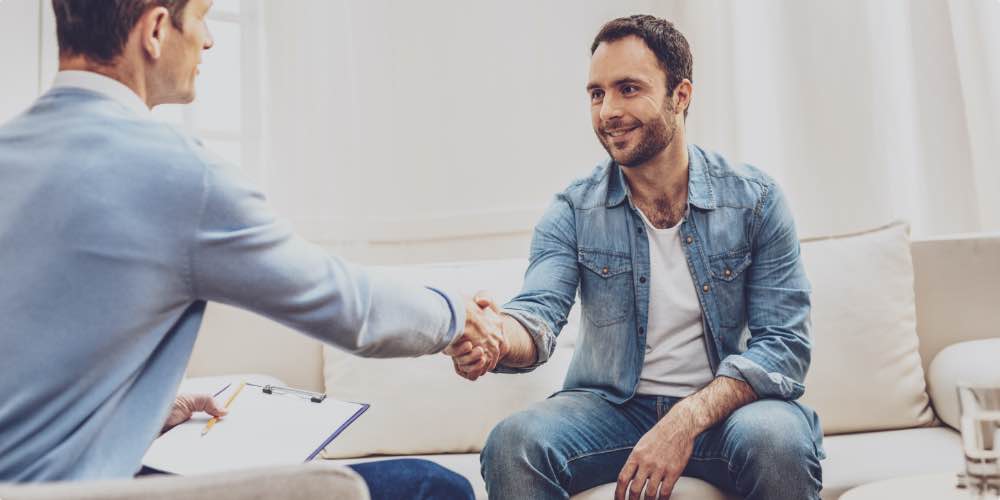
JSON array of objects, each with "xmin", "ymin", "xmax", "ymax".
[{"xmin": 0, "ymin": 1, "xmax": 501, "ymax": 497}]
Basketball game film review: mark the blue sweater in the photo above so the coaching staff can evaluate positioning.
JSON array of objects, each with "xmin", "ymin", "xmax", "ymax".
[{"xmin": 0, "ymin": 88, "xmax": 461, "ymax": 481}]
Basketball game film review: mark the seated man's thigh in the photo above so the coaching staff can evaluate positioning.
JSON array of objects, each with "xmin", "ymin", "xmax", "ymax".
[
  {"xmin": 688, "ymin": 399, "xmax": 822, "ymax": 498},
  {"xmin": 481, "ymin": 391, "xmax": 654, "ymax": 496}
]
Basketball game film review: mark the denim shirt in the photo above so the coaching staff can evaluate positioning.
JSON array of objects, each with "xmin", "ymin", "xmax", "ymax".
[{"xmin": 501, "ymin": 144, "xmax": 815, "ymax": 410}]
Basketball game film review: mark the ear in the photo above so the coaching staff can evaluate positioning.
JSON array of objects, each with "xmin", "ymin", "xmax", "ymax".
[
  {"xmin": 138, "ymin": 6, "xmax": 171, "ymax": 60},
  {"xmin": 672, "ymin": 79, "xmax": 693, "ymax": 116}
]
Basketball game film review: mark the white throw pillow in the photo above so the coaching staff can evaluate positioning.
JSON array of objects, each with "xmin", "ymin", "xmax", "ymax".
[
  {"xmin": 799, "ymin": 222, "xmax": 935, "ymax": 434},
  {"xmin": 927, "ymin": 338, "xmax": 1000, "ymax": 431},
  {"xmin": 321, "ymin": 259, "xmax": 579, "ymax": 458}
]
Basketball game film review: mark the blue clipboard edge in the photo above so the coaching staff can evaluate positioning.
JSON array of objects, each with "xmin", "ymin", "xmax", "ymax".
[{"xmin": 305, "ymin": 402, "xmax": 370, "ymax": 461}]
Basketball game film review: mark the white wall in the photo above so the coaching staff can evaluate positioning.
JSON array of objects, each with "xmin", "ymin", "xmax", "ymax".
[
  {"xmin": 261, "ymin": 0, "xmax": 669, "ymax": 258},
  {"xmin": 0, "ymin": 0, "xmax": 41, "ymax": 123}
]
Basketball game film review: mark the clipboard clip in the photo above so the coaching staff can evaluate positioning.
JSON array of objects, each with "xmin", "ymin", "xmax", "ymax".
[{"xmin": 247, "ymin": 383, "xmax": 327, "ymax": 403}]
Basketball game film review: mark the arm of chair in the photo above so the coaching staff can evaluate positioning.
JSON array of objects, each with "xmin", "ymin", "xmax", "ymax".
[
  {"xmin": 0, "ymin": 462, "xmax": 369, "ymax": 500},
  {"xmin": 927, "ymin": 338, "xmax": 1000, "ymax": 430}
]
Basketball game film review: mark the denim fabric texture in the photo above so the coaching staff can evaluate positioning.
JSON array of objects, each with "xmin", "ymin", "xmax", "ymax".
[
  {"xmin": 482, "ymin": 392, "xmax": 822, "ymax": 499},
  {"xmin": 350, "ymin": 459, "xmax": 475, "ymax": 500},
  {"xmin": 487, "ymin": 145, "xmax": 823, "ymax": 499}
]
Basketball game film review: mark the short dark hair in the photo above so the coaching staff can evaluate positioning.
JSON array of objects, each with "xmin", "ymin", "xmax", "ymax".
[
  {"xmin": 591, "ymin": 15, "xmax": 693, "ymax": 113},
  {"xmin": 53, "ymin": 0, "xmax": 191, "ymax": 64}
]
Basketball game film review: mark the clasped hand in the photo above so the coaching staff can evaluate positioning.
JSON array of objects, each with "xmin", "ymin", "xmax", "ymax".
[{"xmin": 443, "ymin": 293, "xmax": 508, "ymax": 381}]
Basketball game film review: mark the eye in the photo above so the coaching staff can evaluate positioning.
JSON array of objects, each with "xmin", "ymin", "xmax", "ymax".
[
  {"xmin": 590, "ymin": 89, "xmax": 604, "ymax": 102},
  {"xmin": 621, "ymin": 84, "xmax": 639, "ymax": 95}
]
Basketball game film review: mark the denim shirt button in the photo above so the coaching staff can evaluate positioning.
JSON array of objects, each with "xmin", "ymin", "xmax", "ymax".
[
  {"xmin": 724, "ymin": 269, "xmax": 732, "ymax": 277},
  {"xmin": 702, "ymin": 284, "xmax": 710, "ymax": 293},
  {"xmin": 638, "ymin": 327, "xmax": 644, "ymax": 335},
  {"xmin": 639, "ymin": 276, "xmax": 647, "ymax": 284},
  {"xmin": 636, "ymin": 227, "xmax": 643, "ymax": 235},
  {"xmin": 686, "ymin": 235, "xmax": 694, "ymax": 245},
  {"xmin": 601, "ymin": 267, "xmax": 609, "ymax": 275}
]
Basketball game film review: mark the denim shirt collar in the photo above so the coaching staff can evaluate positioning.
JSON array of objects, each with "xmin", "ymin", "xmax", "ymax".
[{"xmin": 605, "ymin": 143, "xmax": 717, "ymax": 210}]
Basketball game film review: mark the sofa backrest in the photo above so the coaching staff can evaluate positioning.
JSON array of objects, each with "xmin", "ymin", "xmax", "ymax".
[
  {"xmin": 911, "ymin": 232, "xmax": 1000, "ymax": 373},
  {"xmin": 185, "ymin": 230, "xmax": 1000, "ymax": 430}
]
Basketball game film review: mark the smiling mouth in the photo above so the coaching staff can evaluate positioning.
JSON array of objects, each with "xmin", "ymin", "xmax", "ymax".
[{"xmin": 605, "ymin": 126, "xmax": 639, "ymax": 140}]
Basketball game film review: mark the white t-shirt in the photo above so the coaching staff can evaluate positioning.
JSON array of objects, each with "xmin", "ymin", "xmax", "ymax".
[{"xmin": 633, "ymin": 207, "xmax": 715, "ymax": 397}]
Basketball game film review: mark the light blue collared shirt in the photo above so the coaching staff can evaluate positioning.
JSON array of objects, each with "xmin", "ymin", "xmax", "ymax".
[{"xmin": 0, "ymin": 72, "xmax": 463, "ymax": 482}]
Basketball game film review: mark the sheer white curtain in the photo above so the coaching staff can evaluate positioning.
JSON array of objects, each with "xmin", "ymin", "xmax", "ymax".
[
  {"xmin": 256, "ymin": 0, "xmax": 1000, "ymax": 243},
  {"xmin": 673, "ymin": 0, "xmax": 1000, "ymax": 237}
]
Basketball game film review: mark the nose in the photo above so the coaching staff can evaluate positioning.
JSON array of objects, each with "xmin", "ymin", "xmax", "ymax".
[
  {"xmin": 203, "ymin": 25, "xmax": 214, "ymax": 50},
  {"xmin": 599, "ymin": 93, "xmax": 623, "ymax": 123}
]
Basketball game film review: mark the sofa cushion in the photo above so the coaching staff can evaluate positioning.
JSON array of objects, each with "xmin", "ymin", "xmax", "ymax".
[
  {"xmin": 927, "ymin": 338, "xmax": 1000, "ymax": 430},
  {"xmin": 328, "ymin": 427, "xmax": 962, "ymax": 500},
  {"xmin": 818, "ymin": 426, "xmax": 962, "ymax": 498},
  {"xmin": 798, "ymin": 222, "xmax": 935, "ymax": 434},
  {"xmin": 321, "ymin": 259, "xmax": 580, "ymax": 458}
]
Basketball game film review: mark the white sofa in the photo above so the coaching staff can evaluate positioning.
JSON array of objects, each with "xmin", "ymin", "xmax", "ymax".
[
  {"xmin": 3, "ymin": 224, "xmax": 997, "ymax": 499},
  {"xmin": 191, "ymin": 223, "xmax": 999, "ymax": 499}
]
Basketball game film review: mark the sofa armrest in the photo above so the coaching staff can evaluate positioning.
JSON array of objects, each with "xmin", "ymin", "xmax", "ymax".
[
  {"xmin": 0, "ymin": 462, "xmax": 369, "ymax": 500},
  {"xmin": 927, "ymin": 338, "xmax": 1000, "ymax": 430}
]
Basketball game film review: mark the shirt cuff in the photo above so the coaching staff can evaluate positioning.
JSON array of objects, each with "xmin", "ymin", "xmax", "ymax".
[
  {"xmin": 426, "ymin": 286, "xmax": 465, "ymax": 351},
  {"xmin": 491, "ymin": 307, "xmax": 557, "ymax": 374},
  {"xmin": 716, "ymin": 354, "xmax": 805, "ymax": 400}
]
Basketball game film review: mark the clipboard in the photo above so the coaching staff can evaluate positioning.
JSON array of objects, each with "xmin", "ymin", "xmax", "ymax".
[{"xmin": 142, "ymin": 379, "xmax": 369, "ymax": 475}]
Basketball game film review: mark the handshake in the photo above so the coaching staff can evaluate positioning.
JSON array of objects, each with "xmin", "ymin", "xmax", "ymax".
[{"xmin": 443, "ymin": 294, "xmax": 510, "ymax": 381}]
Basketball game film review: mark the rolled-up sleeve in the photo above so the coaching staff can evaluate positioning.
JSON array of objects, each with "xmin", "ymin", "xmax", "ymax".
[
  {"xmin": 715, "ymin": 182, "xmax": 812, "ymax": 400},
  {"xmin": 188, "ymin": 163, "xmax": 463, "ymax": 358},
  {"xmin": 496, "ymin": 195, "xmax": 579, "ymax": 374}
]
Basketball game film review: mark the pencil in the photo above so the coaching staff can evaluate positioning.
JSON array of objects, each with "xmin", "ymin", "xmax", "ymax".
[{"xmin": 201, "ymin": 381, "xmax": 245, "ymax": 437}]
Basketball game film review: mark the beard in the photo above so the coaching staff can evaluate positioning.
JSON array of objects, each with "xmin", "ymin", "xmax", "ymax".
[{"xmin": 596, "ymin": 102, "xmax": 677, "ymax": 168}]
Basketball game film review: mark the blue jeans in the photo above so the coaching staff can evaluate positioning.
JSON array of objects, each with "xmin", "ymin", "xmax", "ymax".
[
  {"xmin": 350, "ymin": 458, "xmax": 474, "ymax": 500},
  {"xmin": 481, "ymin": 392, "xmax": 822, "ymax": 500}
]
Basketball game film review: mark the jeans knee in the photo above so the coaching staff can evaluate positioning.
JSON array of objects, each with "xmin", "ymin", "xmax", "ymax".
[
  {"xmin": 481, "ymin": 412, "xmax": 552, "ymax": 479},
  {"xmin": 413, "ymin": 460, "xmax": 474, "ymax": 499},
  {"xmin": 352, "ymin": 458, "xmax": 473, "ymax": 500},
  {"xmin": 726, "ymin": 403, "xmax": 822, "ymax": 499}
]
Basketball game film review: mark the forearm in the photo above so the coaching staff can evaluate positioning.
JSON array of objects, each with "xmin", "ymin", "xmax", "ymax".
[
  {"xmin": 497, "ymin": 313, "xmax": 538, "ymax": 368},
  {"xmin": 664, "ymin": 376, "xmax": 758, "ymax": 436}
]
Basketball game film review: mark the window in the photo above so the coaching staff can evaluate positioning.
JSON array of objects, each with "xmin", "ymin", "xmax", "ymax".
[
  {"xmin": 154, "ymin": 0, "xmax": 247, "ymax": 170},
  {"xmin": 40, "ymin": 0, "xmax": 264, "ymax": 185}
]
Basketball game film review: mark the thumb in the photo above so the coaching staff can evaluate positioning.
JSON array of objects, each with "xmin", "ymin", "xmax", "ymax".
[
  {"xmin": 473, "ymin": 292, "xmax": 501, "ymax": 314},
  {"xmin": 192, "ymin": 394, "xmax": 229, "ymax": 417}
]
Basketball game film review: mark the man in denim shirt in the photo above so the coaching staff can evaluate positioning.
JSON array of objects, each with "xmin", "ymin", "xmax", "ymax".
[{"xmin": 459, "ymin": 15, "xmax": 824, "ymax": 500}]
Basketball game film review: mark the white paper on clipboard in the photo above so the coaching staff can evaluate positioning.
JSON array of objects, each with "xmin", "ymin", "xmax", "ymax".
[{"xmin": 142, "ymin": 379, "xmax": 368, "ymax": 475}]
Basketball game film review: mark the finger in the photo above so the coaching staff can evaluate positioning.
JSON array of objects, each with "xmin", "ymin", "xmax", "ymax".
[
  {"xmin": 455, "ymin": 346, "xmax": 486, "ymax": 365},
  {"xmin": 448, "ymin": 341, "xmax": 474, "ymax": 358},
  {"xmin": 616, "ymin": 461, "xmax": 638, "ymax": 500},
  {"xmin": 193, "ymin": 394, "xmax": 228, "ymax": 417},
  {"xmin": 644, "ymin": 474, "xmax": 664, "ymax": 500},
  {"xmin": 443, "ymin": 336, "xmax": 469, "ymax": 356},
  {"xmin": 659, "ymin": 472, "xmax": 679, "ymax": 500},
  {"xmin": 474, "ymin": 295, "xmax": 502, "ymax": 315},
  {"xmin": 458, "ymin": 353, "xmax": 490, "ymax": 374},
  {"xmin": 629, "ymin": 475, "xmax": 647, "ymax": 500},
  {"xmin": 472, "ymin": 290, "xmax": 494, "ymax": 305},
  {"xmin": 452, "ymin": 360, "xmax": 471, "ymax": 379},
  {"xmin": 470, "ymin": 316, "xmax": 501, "ymax": 361}
]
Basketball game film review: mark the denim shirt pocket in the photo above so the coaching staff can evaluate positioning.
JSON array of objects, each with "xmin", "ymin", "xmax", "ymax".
[
  {"xmin": 577, "ymin": 248, "xmax": 633, "ymax": 327},
  {"xmin": 708, "ymin": 248, "xmax": 752, "ymax": 328}
]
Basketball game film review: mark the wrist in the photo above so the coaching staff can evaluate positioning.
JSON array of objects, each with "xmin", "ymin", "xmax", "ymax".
[{"xmin": 662, "ymin": 401, "xmax": 703, "ymax": 439}]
